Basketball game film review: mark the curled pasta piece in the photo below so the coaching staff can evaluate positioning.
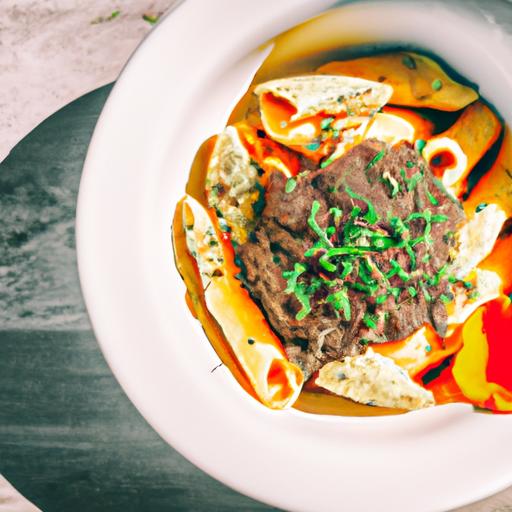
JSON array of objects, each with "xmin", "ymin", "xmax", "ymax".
[
  {"xmin": 182, "ymin": 195, "xmax": 304, "ymax": 409},
  {"xmin": 464, "ymin": 127, "xmax": 512, "ymax": 217},
  {"xmin": 318, "ymin": 52, "xmax": 478, "ymax": 111},
  {"xmin": 205, "ymin": 124, "xmax": 300, "ymax": 244},
  {"xmin": 254, "ymin": 75, "xmax": 392, "ymax": 161},
  {"xmin": 316, "ymin": 348, "xmax": 434, "ymax": 410},
  {"xmin": 449, "ymin": 203, "xmax": 506, "ymax": 280},
  {"xmin": 422, "ymin": 102, "xmax": 502, "ymax": 197}
]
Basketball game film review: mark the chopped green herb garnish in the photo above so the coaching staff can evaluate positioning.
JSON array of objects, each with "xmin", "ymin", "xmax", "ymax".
[
  {"xmin": 295, "ymin": 296, "xmax": 312, "ymax": 320},
  {"xmin": 329, "ymin": 207, "xmax": 343, "ymax": 223},
  {"xmin": 421, "ymin": 285, "xmax": 432, "ymax": 303},
  {"xmin": 345, "ymin": 186, "xmax": 379, "ymax": 224},
  {"xmin": 425, "ymin": 344, "xmax": 432, "ymax": 353},
  {"xmin": 285, "ymin": 178, "xmax": 297, "ymax": 193},
  {"xmin": 308, "ymin": 200, "xmax": 332, "ymax": 247},
  {"xmin": 272, "ymin": 255, "xmax": 281, "ymax": 265},
  {"xmin": 402, "ymin": 54, "xmax": 417, "ymax": 70},
  {"xmin": 390, "ymin": 216, "xmax": 407, "ymax": 235},
  {"xmin": 400, "ymin": 168, "xmax": 424, "ymax": 191},
  {"xmin": 387, "ymin": 260, "xmax": 411, "ymax": 282},
  {"xmin": 371, "ymin": 235, "xmax": 397, "ymax": 250},
  {"xmin": 428, "ymin": 264, "xmax": 448, "ymax": 286},
  {"xmin": 425, "ymin": 189, "xmax": 439, "ymax": 206},
  {"xmin": 321, "ymin": 117, "xmax": 335, "ymax": 130},
  {"xmin": 463, "ymin": 281, "xmax": 473, "ymax": 289},
  {"xmin": 328, "ymin": 185, "xmax": 337, "ymax": 193},
  {"xmin": 415, "ymin": 139, "xmax": 426, "ymax": 154},
  {"xmin": 407, "ymin": 172, "xmax": 423, "ymax": 191},
  {"xmin": 406, "ymin": 161, "xmax": 415, "ymax": 169},
  {"xmin": 358, "ymin": 259, "xmax": 377, "ymax": 286},
  {"xmin": 398, "ymin": 240, "xmax": 416, "ymax": 270},
  {"xmin": 408, "ymin": 286, "xmax": 418, "ymax": 298},
  {"xmin": 388, "ymin": 286, "xmax": 402, "ymax": 301},
  {"xmin": 468, "ymin": 290, "xmax": 480, "ymax": 300},
  {"xmin": 349, "ymin": 281, "xmax": 379, "ymax": 296},
  {"xmin": 443, "ymin": 231, "xmax": 455, "ymax": 244},
  {"xmin": 476, "ymin": 203, "xmax": 488, "ymax": 213},
  {"xmin": 142, "ymin": 13, "xmax": 161, "ymax": 24},
  {"xmin": 282, "ymin": 263, "xmax": 312, "ymax": 320},
  {"xmin": 91, "ymin": 10, "xmax": 121, "ymax": 23},
  {"xmin": 360, "ymin": 338, "xmax": 370, "ymax": 346},
  {"xmin": 375, "ymin": 294, "xmax": 388, "ymax": 304},
  {"xmin": 305, "ymin": 142, "xmax": 321, "ymax": 151},
  {"xmin": 431, "ymin": 214, "xmax": 449, "ymax": 223},
  {"xmin": 320, "ymin": 157, "xmax": 335, "ymax": 169},
  {"xmin": 382, "ymin": 173, "xmax": 400, "ymax": 198},
  {"xmin": 283, "ymin": 262, "xmax": 307, "ymax": 293},
  {"xmin": 366, "ymin": 150, "xmax": 386, "ymax": 169},
  {"xmin": 319, "ymin": 246, "xmax": 370, "ymax": 272},
  {"xmin": 326, "ymin": 288, "xmax": 351, "ymax": 320},
  {"xmin": 363, "ymin": 313, "xmax": 378, "ymax": 329},
  {"xmin": 326, "ymin": 226, "xmax": 336, "ymax": 236},
  {"xmin": 350, "ymin": 206, "xmax": 362, "ymax": 219},
  {"xmin": 340, "ymin": 261, "xmax": 354, "ymax": 279},
  {"xmin": 431, "ymin": 79, "xmax": 443, "ymax": 91},
  {"xmin": 440, "ymin": 294, "xmax": 452, "ymax": 304}
]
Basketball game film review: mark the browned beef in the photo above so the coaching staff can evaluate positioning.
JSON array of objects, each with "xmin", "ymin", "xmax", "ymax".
[{"xmin": 237, "ymin": 140, "xmax": 465, "ymax": 378}]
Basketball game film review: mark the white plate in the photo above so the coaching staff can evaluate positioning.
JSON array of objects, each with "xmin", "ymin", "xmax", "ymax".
[{"xmin": 76, "ymin": 1, "xmax": 512, "ymax": 511}]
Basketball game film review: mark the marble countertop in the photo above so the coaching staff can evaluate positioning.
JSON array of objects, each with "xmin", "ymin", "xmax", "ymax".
[
  {"xmin": 0, "ymin": 0, "xmax": 176, "ymax": 162},
  {"xmin": 1, "ymin": 1, "xmax": 511, "ymax": 511}
]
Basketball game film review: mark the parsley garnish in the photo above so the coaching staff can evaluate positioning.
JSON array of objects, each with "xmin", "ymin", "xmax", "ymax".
[
  {"xmin": 431, "ymin": 79, "xmax": 443, "ymax": 91},
  {"xmin": 345, "ymin": 186, "xmax": 379, "ymax": 224},
  {"xmin": 282, "ymin": 263, "xmax": 312, "ymax": 320},
  {"xmin": 363, "ymin": 313, "xmax": 378, "ymax": 329},
  {"xmin": 321, "ymin": 117, "xmax": 335, "ymax": 130},
  {"xmin": 415, "ymin": 139, "xmax": 426, "ymax": 154},
  {"xmin": 308, "ymin": 201, "xmax": 332, "ymax": 248},
  {"xmin": 402, "ymin": 54, "xmax": 417, "ymax": 70},
  {"xmin": 143, "ymin": 13, "xmax": 161, "ymax": 25},
  {"xmin": 366, "ymin": 150, "xmax": 386, "ymax": 169},
  {"xmin": 426, "ymin": 189, "xmax": 439, "ymax": 206},
  {"xmin": 326, "ymin": 288, "xmax": 351, "ymax": 320},
  {"xmin": 285, "ymin": 178, "xmax": 297, "ymax": 193},
  {"xmin": 400, "ymin": 168, "xmax": 424, "ymax": 191},
  {"xmin": 320, "ymin": 156, "xmax": 335, "ymax": 169}
]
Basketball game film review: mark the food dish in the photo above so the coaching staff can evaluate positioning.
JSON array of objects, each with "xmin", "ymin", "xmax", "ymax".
[
  {"xmin": 77, "ymin": 1, "xmax": 512, "ymax": 511},
  {"xmin": 173, "ymin": 49, "xmax": 511, "ymax": 414}
]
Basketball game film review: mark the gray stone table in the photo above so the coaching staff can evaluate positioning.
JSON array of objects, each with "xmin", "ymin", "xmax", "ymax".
[{"xmin": 0, "ymin": 85, "xmax": 276, "ymax": 512}]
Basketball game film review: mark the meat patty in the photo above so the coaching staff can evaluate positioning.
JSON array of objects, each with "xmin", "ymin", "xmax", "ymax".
[{"xmin": 237, "ymin": 140, "xmax": 465, "ymax": 378}]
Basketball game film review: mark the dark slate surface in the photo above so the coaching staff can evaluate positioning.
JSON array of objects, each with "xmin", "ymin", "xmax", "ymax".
[{"xmin": 0, "ymin": 85, "xmax": 276, "ymax": 512}]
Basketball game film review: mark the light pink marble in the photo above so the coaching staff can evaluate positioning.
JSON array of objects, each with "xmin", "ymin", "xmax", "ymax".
[{"xmin": 0, "ymin": 0, "xmax": 177, "ymax": 162}]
